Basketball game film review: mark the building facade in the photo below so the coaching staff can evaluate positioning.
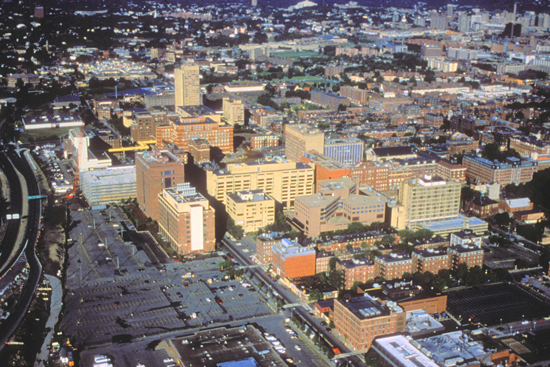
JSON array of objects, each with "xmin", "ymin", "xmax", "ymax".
[
  {"xmin": 333, "ymin": 295, "xmax": 406, "ymax": 350},
  {"xmin": 271, "ymin": 239, "xmax": 316, "ymax": 279},
  {"xmin": 156, "ymin": 116, "xmax": 233, "ymax": 154},
  {"xmin": 374, "ymin": 253, "xmax": 413, "ymax": 280},
  {"xmin": 223, "ymin": 98, "xmax": 245, "ymax": 126},
  {"xmin": 175, "ymin": 62, "xmax": 200, "ymax": 107},
  {"xmin": 294, "ymin": 178, "xmax": 386, "ymax": 237},
  {"xmin": 411, "ymin": 248, "xmax": 450, "ymax": 274},
  {"xmin": 80, "ymin": 166, "xmax": 136, "ymax": 207},
  {"xmin": 206, "ymin": 160, "xmax": 315, "ymax": 209},
  {"xmin": 226, "ymin": 190, "xmax": 276, "ymax": 233},
  {"xmin": 324, "ymin": 138, "xmax": 364, "ymax": 167},
  {"xmin": 463, "ymin": 154, "xmax": 537, "ymax": 185},
  {"xmin": 447, "ymin": 244, "xmax": 484, "ymax": 271},
  {"xmin": 336, "ymin": 258, "xmax": 376, "ymax": 289},
  {"xmin": 399, "ymin": 176, "xmax": 461, "ymax": 229},
  {"xmin": 136, "ymin": 150, "xmax": 185, "ymax": 221},
  {"xmin": 157, "ymin": 183, "xmax": 216, "ymax": 255},
  {"xmin": 284, "ymin": 124, "xmax": 325, "ymax": 163}
]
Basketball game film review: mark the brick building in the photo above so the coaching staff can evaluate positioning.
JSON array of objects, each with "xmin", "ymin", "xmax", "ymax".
[
  {"xmin": 410, "ymin": 235, "xmax": 449, "ymax": 250},
  {"xmin": 271, "ymin": 239, "xmax": 316, "ymax": 279},
  {"xmin": 250, "ymin": 134, "xmax": 280, "ymax": 149},
  {"xmin": 447, "ymin": 244, "xmax": 484, "ymax": 271},
  {"xmin": 463, "ymin": 154, "xmax": 537, "ymax": 185},
  {"xmin": 411, "ymin": 248, "xmax": 450, "ymax": 274},
  {"xmin": 255, "ymin": 232, "xmax": 285, "ymax": 265},
  {"xmin": 188, "ymin": 138, "xmax": 210, "ymax": 165},
  {"xmin": 336, "ymin": 258, "xmax": 376, "ymax": 289},
  {"xmin": 350, "ymin": 161, "xmax": 390, "ymax": 191},
  {"xmin": 301, "ymin": 152, "xmax": 351, "ymax": 189},
  {"xmin": 436, "ymin": 160, "xmax": 466, "ymax": 183},
  {"xmin": 374, "ymin": 253, "xmax": 413, "ymax": 280},
  {"xmin": 464, "ymin": 196, "xmax": 500, "ymax": 217},
  {"xmin": 333, "ymin": 294, "xmax": 406, "ymax": 350},
  {"xmin": 156, "ymin": 116, "xmax": 233, "ymax": 154},
  {"xmin": 135, "ymin": 150, "xmax": 185, "ymax": 221},
  {"xmin": 157, "ymin": 183, "xmax": 216, "ymax": 255}
]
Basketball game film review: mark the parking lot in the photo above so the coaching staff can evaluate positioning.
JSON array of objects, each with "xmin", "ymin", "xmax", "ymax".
[
  {"xmin": 60, "ymin": 208, "xmax": 274, "ymax": 346},
  {"xmin": 31, "ymin": 144, "xmax": 74, "ymax": 194},
  {"xmin": 446, "ymin": 283, "xmax": 550, "ymax": 326}
]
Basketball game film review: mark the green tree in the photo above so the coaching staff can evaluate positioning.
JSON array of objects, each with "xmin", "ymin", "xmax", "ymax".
[
  {"xmin": 328, "ymin": 257, "xmax": 338, "ymax": 271},
  {"xmin": 456, "ymin": 263, "xmax": 469, "ymax": 281},
  {"xmin": 327, "ymin": 270, "xmax": 345, "ymax": 290},
  {"xmin": 494, "ymin": 212, "xmax": 511, "ymax": 227},
  {"xmin": 308, "ymin": 288, "xmax": 323, "ymax": 302}
]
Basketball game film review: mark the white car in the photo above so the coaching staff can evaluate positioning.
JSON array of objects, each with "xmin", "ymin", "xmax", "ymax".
[
  {"xmin": 295, "ymin": 345, "xmax": 301, "ymax": 351},
  {"xmin": 206, "ymin": 298, "xmax": 211, "ymax": 302}
]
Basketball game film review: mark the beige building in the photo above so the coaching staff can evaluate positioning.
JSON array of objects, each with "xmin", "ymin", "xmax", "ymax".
[
  {"xmin": 175, "ymin": 62, "xmax": 200, "ymax": 107},
  {"xmin": 158, "ymin": 183, "xmax": 216, "ymax": 255},
  {"xmin": 206, "ymin": 160, "xmax": 314, "ymax": 209},
  {"xmin": 294, "ymin": 178, "xmax": 386, "ymax": 237},
  {"xmin": 284, "ymin": 124, "xmax": 325, "ymax": 163},
  {"xmin": 226, "ymin": 190, "xmax": 276, "ymax": 233},
  {"xmin": 223, "ymin": 98, "xmax": 245, "ymax": 126},
  {"xmin": 399, "ymin": 176, "xmax": 461, "ymax": 230}
]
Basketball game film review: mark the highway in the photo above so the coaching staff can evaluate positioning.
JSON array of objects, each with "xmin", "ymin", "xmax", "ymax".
[
  {"xmin": 0, "ymin": 150, "xmax": 23, "ymax": 277},
  {"xmin": 0, "ymin": 145, "xmax": 43, "ymax": 350},
  {"xmin": 222, "ymin": 236, "xmax": 367, "ymax": 367}
]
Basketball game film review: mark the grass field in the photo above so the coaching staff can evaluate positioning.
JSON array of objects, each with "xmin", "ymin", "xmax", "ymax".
[
  {"xmin": 20, "ymin": 127, "xmax": 74, "ymax": 144},
  {"xmin": 271, "ymin": 51, "xmax": 322, "ymax": 59}
]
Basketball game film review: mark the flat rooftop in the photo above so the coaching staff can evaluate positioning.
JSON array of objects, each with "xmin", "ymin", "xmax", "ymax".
[
  {"xmin": 227, "ymin": 190, "xmax": 272, "ymax": 203},
  {"xmin": 166, "ymin": 325, "xmax": 286, "ymax": 367},
  {"xmin": 164, "ymin": 183, "xmax": 207, "ymax": 203},
  {"xmin": 339, "ymin": 295, "xmax": 390, "ymax": 320},
  {"xmin": 373, "ymin": 335, "xmax": 439, "ymax": 367},
  {"xmin": 419, "ymin": 215, "xmax": 487, "ymax": 233}
]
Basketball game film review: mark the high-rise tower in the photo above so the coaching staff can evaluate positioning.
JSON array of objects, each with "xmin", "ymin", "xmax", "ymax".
[{"xmin": 175, "ymin": 62, "xmax": 200, "ymax": 107}]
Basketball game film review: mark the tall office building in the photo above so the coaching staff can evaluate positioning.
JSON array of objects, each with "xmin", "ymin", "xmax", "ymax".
[
  {"xmin": 135, "ymin": 150, "xmax": 185, "ymax": 221},
  {"xmin": 284, "ymin": 124, "xmax": 325, "ymax": 163},
  {"xmin": 223, "ymin": 98, "xmax": 245, "ymax": 126},
  {"xmin": 175, "ymin": 62, "xmax": 200, "ymax": 108},
  {"xmin": 251, "ymin": 0, "xmax": 258, "ymax": 6},
  {"xmin": 446, "ymin": 4, "xmax": 454, "ymax": 18},
  {"xmin": 324, "ymin": 138, "xmax": 364, "ymax": 167},
  {"xmin": 206, "ymin": 160, "xmax": 315, "ymax": 209},
  {"xmin": 399, "ymin": 175, "xmax": 461, "ymax": 229},
  {"xmin": 430, "ymin": 11, "xmax": 448, "ymax": 30},
  {"xmin": 158, "ymin": 183, "xmax": 216, "ymax": 255}
]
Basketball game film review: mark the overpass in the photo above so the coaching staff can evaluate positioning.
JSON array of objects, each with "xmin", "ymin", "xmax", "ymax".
[{"xmin": 107, "ymin": 139, "xmax": 157, "ymax": 153}]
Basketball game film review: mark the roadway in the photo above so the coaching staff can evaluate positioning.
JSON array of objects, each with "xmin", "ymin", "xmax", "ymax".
[
  {"xmin": 222, "ymin": 236, "xmax": 367, "ymax": 367},
  {"xmin": 0, "ymin": 145, "xmax": 43, "ymax": 350},
  {"xmin": 489, "ymin": 224, "xmax": 542, "ymax": 252},
  {"xmin": 0, "ymin": 149, "xmax": 23, "ymax": 277}
]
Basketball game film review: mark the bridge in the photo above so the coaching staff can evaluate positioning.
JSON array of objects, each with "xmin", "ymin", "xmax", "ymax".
[{"xmin": 107, "ymin": 140, "xmax": 157, "ymax": 153}]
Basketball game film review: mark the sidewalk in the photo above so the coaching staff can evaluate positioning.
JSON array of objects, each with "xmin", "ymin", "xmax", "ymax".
[{"xmin": 34, "ymin": 275, "xmax": 62, "ymax": 367}]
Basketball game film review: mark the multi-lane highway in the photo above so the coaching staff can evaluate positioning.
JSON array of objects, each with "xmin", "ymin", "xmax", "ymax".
[
  {"xmin": 0, "ymin": 149, "xmax": 23, "ymax": 276},
  {"xmin": 0, "ymin": 145, "xmax": 43, "ymax": 349}
]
